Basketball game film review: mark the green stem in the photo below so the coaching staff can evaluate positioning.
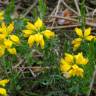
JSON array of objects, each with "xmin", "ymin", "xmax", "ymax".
[{"xmin": 79, "ymin": 0, "xmax": 86, "ymax": 30}]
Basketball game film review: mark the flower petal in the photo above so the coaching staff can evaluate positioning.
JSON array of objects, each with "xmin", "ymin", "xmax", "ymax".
[
  {"xmin": 68, "ymin": 69, "xmax": 75, "ymax": 77},
  {"xmin": 85, "ymin": 35, "xmax": 94, "ymax": 41},
  {"xmin": 0, "ymin": 45, "xmax": 5, "ymax": 57},
  {"xmin": 72, "ymin": 38, "xmax": 82, "ymax": 45},
  {"xmin": 75, "ymin": 28, "xmax": 83, "ymax": 37},
  {"xmin": 34, "ymin": 18, "xmax": 43, "ymax": 29},
  {"xmin": 28, "ymin": 35, "xmax": 35, "ymax": 47},
  {"xmin": 75, "ymin": 52, "xmax": 88, "ymax": 65},
  {"xmin": 26, "ymin": 22, "xmax": 36, "ymax": 30},
  {"xmin": 73, "ymin": 43, "xmax": 81, "ymax": 51},
  {"xmin": 60, "ymin": 62, "xmax": 71, "ymax": 72},
  {"xmin": 0, "ymin": 88, "xmax": 7, "ymax": 96},
  {"xmin": 72, "ymin": 38, "xmax": 82, "ymax": 51},
  {"xmin": 0, "ymin": 79, "xmax": 9, "ymax": 87},
  {"xmin": 22, "ymin": 30, "xmax": 33, "ymax": 37},
  {"xmin": 7, "ymin": 22, "xmax": 14, "ymax": 34},
  {"xmin": 4, "ymin": 39, "xmax": 13, "ymax": 48},
  {"xmin": 42, "ymin": 30, "xmax": 55, "ymax": 39},
  {"xmin": 72, "ymin": 64, "xmax": 84, "ymax": 77},
  {"xmin": 84, "ymin": 27, "xmax": 91, "ymax": 37},
  {"xmin": 64, "ymin": 53, "xmax": 73, "ymax": 64},
  {"xmin": 1, "ymin": 22, "xmax": 7, "ymax": 34},
  {"xmin": 7, "ymin": 48, "xmax": 17, "ymax": 55},
  {"xmin": 35, "ymin": 34, "xmax": 45, "ymax": 48},
  {"xmin": 40, "ymin": 38, "xmax": 45, "ymax": 49},
  {"xmin": 0, "ymin": 34, "xmax": 6, "ymax": 40},
  {"xmin": 10, "ymin": 35, "xmax": 20, "ymax": 44}
]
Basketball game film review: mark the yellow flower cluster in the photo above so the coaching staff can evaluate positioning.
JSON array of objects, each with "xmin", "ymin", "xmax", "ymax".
[
  {"xmin": 60, "ymin": 52, "xmax": 88, "ymax": 78},
  {"xmin": 72, "ymin": 27, "xmax": 95, "ymax": 50},
  {"xmin": 0, "ymin": 79, "xmax": 9, "ymax": 96},
  {"xmin": 22, "ymin": 18, "xmax": 55, "ymax": 49},
  {"xmin": 0, "ymin": 22, "xmax": 20, "ymax": 57}
]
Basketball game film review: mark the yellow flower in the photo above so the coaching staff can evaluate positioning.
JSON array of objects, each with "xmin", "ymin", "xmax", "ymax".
[
  {"xmin": 39, "ymin": 37, "xmax": 45, "ymax": 49},
  {"xmin": 23, "ymin": 18, "xmax": 55, "ymax": 49},
  {"xmin": 7, "ymin": 22, "xmax": 14, "ymax": 34},
  {"xmin": 7, "ymin": 48, "xmax": 17, "ymax": 55},
  {"xmin": 75, "ymin": 28, "xmax": 83, "ymax": 37},
  {"xmin": 34, "ymin": 18, "xmax": 43, "ymax": 29},
  {"xmin": 75, "ymin": 27, "xmax": 94, "ymax": 40},
  {"xmin": 0, "ymin": 88, "xmax": 7, "ymax": 96},
  {"xmin": 0, "ymin": 22, "xmax": 20, "ymax": 56},
  {"xmin": 0, "ymin": 11, "xmax": 4, "ymax": 20},
  {"xmin": 22, "ymin": 18, "xmax": 43, "ymax": 38},
  {"xmin": 75, "ymin": 52, "xmax": 88, "ymax": 65},
  {"xmin": 42, "ymin": 30, "xmax": 55, "ymax": 39},
  {"xmin": 69, "ymin": 65, "xmax": 84, "ymax": 77},
  {"xmin": 64, "ymin": 53, "xmax": 74, "ymax": 64},
  {"xmin": 26, "ymin": 22, "xmax": 36, "ymax": 30},
  {"xmin": 4, "ymin": 39, "xmax": 13, "ymax": 48},
  {"xmin": 0, "ymin": 34, "xmax": 6, "ymax": 40},
  {"xmin": 28, "ymin": 35, "xmax": 35, "ymax": 47},
  {"xmin": 0, "ymin": 79, "xmax": 9, "ymax": 87},
  {"xmin": 0, "ymin": 22, "xmax": 14, "ymax": 36},
  {"xmin": 60, "ymin": 58, "xmax": 71, "ymax": 72},
  {"xmin": 0, "ymin": 22, "xmax": 7, "ymax": 35},
  {"xmin": 28, "ymin": 34, "xmax": 45, "ymax": 49},
  {"xmin": 0, "ymin": 45, "xmax": 5, "ymax": 57},
  {"xmin": 72, "ymin": 38, "xmax": 82, "ymax": 51},
  {"xmin": 60, "ymin": 52, "xmax": 88, "ymax": 78},
  {"xmin": 75, "ymin": 27, "xmax": 94, "ymax": 41},
  {"xmin": 22, "ymin": 30, "xmax": 33, "ymax": 37},
  {"xmin": 10, "ymin": 35, "xmax": 20, "ymax": 44},
  {"xmin": 35, "ymin": 34, "xmax": 44, "ymax": 49},
  {"xmin": 72, "ymin": 27, "xmax": 94, "ymax": 50}
]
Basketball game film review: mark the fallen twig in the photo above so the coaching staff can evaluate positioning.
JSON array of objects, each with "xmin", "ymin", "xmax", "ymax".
[
  {"xmin": 51, "ymin": 0, "xmax": 62, "ymax": 28},
  {"xmin": 48, "ymin": 24, "xmax": 80, "ymax": 29},
  {"xmin": 74, "ymin": 0, "xmax": 80, "ymax": 16},
  {"xmin": 62, "ymin": 0, "xmax": 78, "ymax": 15},
  {"xmin": 50, "ymin": 15, "xmax": 78, "ymax": 22}
]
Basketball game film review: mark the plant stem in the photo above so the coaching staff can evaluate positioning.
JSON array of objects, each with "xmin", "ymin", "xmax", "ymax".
[{"xmin": 80, "ymin": 0, "xmax": 86, "ymax": 30}]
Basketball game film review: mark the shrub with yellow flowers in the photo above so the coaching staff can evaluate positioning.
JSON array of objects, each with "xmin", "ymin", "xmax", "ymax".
[
  {"xmin": 0, "ymin": 2, "xmax": 95, "ymax": 96},
  {"xmin": 0, "ymin": 14, "xmax": 58, "ymax": 95},
  {"xmin": 58, "ymin": 26, "xmax": 96, "ymax": 95}
]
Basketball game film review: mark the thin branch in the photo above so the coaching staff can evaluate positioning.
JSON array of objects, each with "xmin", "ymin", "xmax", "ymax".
[
  {"xmin": 48, "ymin": 24, "xmax": 80, "ymax": 29},
  {"xmin": 50, "ymin": 15, "xmax": 78, "ymax": 22},
  {"xmin": 50, "ymin": 15, "xmax": 96, "ymax": 27},
  {"xmin": 55, "ymin": 0, "xmax": 62, "ymax": 16},
  {"xmin": 29, "ymin": 68, "xmax": 36, "ymax": 78},
  {"xmin": 61, "ymin": 0, "xmax": 78, "ymax": 15},
  {"xmin": 86, "ymin": 21, "xmax": 96, "ymax": 27},
  {"xmin": 74, "ymin": 0, "xmax": 81, "ymax": 16},
  {"xmin": 51, "ymin": 0, "xmax": 62, "ymax": 28}
]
